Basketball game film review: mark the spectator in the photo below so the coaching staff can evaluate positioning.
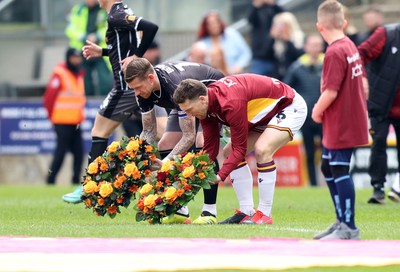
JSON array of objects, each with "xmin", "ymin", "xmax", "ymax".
[
  {"xmin": 358, "ymin": 23, "xmax": 400, "ymax": 204},
  {"xmin": 173, "ymin": 74, "xmax": 307, "ymax": 225},
  {"xmin": 62, "ymin": 0, "xmax": 158, "ymax": 204},
  {"xmin": 283, "ymin": 33, "xmax": 324, "ymax": 186},
  {"xmin": 359, "ymin": 5, "xmax": 384, "ymax": 44},
  {"xmin": 186, "ymin": 41, "xmax": 208, "ymax": 64},
  {"xmin": 65, "ymin": 0, "xmax": 112, "ymax": 96},
  {"xmin": 143, "ymin": 40, "xmax": 162, "ymax": 65},
  {"xmin": 43, "ymin": 48, "xmax": 86, "ymax": 186},
  {"xmin": 209, "ymin": 45, "xmax": 229, "ymax": 76},
  {"xmin": 270, "ymin": 11, "xmax": 304, "ymax": 80},
  {"xmin": 197, "ymin": 10, "xmax": 251, "ymax": 75},
  {"xmin": 312, "ymin": 0, "xmax": 368, "ymax": 240},
  {"xmin": 248, "ymin": 0, "xmax": 284, "ymax": 76}
]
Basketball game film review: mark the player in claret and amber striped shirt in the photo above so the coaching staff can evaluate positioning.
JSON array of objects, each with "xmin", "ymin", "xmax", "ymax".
[{"xmin": 173, "ymin": 74, "xmax": 307, "ymax": 224}]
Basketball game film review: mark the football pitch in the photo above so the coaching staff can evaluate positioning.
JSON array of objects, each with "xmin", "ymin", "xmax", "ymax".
[{"xmin": 1, "ymin": 185, "xmax": 400, "ymax": 271}]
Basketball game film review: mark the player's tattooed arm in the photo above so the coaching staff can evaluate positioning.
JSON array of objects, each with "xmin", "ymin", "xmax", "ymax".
[
  {"xmin": 140, "ymin": 110, "xmax": 157, "ymax": 145},
  {"xmin": 168, "ymin": 116, "xmax": 196, "ymax": 158}
]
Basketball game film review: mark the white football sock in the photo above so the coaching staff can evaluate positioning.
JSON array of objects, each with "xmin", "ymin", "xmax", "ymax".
[
  {"xmin": 177, "ymin": 206, "xmax": 189, "ymax": 216},
  {"xmin": 202, "ymin": 204, "xmax": 217, "ymax": 216},
  {"xmin": 393, "ymin": 173, "xmax": 400, "ymax": 192},
  {"xmin": 230, "ymin": 162, "xmax": 254, "ymax": 216},
  {"xmin": 257, "ymin": 161, "xmax": 277, "ymax": 217}
]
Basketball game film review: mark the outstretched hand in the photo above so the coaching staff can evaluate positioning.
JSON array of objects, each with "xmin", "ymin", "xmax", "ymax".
[
  {"xmin": 82, "ymin": 40, "xmax": 102, "ymax": 60},
  {"xmin": 209, "ymin": 174, "xmax": 222, "ymax": 185}
]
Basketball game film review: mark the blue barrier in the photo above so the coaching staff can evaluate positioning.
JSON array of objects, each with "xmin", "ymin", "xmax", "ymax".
[{"xmin": 0, "ymin": 99, "xmax": 107, "ymax": 154}]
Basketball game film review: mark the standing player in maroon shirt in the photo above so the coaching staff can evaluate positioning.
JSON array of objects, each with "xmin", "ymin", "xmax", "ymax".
[
  {"xmin": 312, "ymin": 0, "xmax": 368, "ymax": 240},
  {"xmin": 173, "ymin": 74, "xmax": 307, "ymax": 224}
]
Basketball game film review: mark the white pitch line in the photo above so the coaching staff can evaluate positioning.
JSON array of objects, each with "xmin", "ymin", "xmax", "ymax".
[{"xmin": 267, "ymin": 226, "xmax": 317, "ymax": 233}]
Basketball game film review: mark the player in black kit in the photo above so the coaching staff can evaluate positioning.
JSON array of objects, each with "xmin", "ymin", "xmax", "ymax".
[
  {"xmin": 124, "ymin": 57, "xmax": 225, "ymax": 224},
  {"xmin": 63, "ymin": 0, "xmax": 158, "ymax": 203}
]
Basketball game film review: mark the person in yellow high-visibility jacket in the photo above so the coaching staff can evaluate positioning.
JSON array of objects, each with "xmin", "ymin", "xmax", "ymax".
[
  {"xmin": 43, "ymin": 48, "xmax": 86, "ymax": 185},
  {"xmin": 65, "ymin": 0, "xmax": 112, "ymax": 96}
]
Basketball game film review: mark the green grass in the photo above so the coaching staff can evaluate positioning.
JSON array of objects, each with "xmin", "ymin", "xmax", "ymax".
[
  {"xmin": 1, "ymin": 185, "xmax": 400, "ymax": 272},
  {"xmin": 0, "ymin": 185, "xmax": 399, "ymax": 239}
]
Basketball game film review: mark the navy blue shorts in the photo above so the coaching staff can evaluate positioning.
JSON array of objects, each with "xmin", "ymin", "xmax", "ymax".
[{"xmin": 322, "ymin": 146, "xmax": 354, "ymax": 166}]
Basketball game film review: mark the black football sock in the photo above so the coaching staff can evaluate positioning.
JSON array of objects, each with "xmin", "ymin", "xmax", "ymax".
[
  {"xmin": 88, "ymin": 137, "xmax": 108, "ymax": 164},
  {"xmin": 159, "ymin": 149, "xmax": 173, "ymax": 160}
]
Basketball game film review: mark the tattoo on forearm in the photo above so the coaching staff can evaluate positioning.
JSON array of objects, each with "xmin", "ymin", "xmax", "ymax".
[
  {"xmin": 140, "ymin": 111, "xmax": 157, "ymax": 145},
  {"xmin": 170, "ymin": 117, "xmax": 196, "ymax": 156}
]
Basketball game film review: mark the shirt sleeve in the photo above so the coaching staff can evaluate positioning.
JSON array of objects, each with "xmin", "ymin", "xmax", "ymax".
[
  {"xmin": 135, "ymin": 18, "xmax": 159, "ymax": 57},
  {"xmin": 201, "ymin": 118, "xmax": 221, "ymax": 163},
  {"xmin": 43, "ymin": 73, "xmax": 61, "ymax": 118},
  {"xmin": 102, "ymin": 48, "xmax": 109, "ymax": 56},
  {"xmin": 321, "ymin": 49, "xmax": 346, "ymax": 92},
  {"xmin": 357, "ymin": 26, "xmax": 386, "ymax": 65},
  {"xmin": 217, "ymin": 100, "xmax": 248, "ymax": 181},
  {"xmin": 108, "ymin": 14, "xmax": 158, "ymax": 57}
]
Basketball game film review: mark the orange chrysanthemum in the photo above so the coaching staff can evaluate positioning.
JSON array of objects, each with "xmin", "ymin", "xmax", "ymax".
[{"xmin": 107, "ymin": 205, "xmax": 118, "ymax": 215}]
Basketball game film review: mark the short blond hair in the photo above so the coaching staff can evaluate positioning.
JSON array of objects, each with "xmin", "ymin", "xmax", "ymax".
[{"xmin": 318, "ymin": 0, "xmax": 345, "ymax": 30}]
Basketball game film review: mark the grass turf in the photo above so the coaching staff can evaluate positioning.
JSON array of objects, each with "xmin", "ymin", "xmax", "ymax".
[
  {"xmin": 1, "ymin": 185, "xmax": 400, "ymax": 272},
  {"xmin": 0, "ymin": 185, "xmax": 399, "ymax": 240}
]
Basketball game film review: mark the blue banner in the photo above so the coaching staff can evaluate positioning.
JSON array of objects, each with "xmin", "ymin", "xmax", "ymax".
[{"xmin": 0, "ymin": 99, "xmax": 103, "ymax": 154}]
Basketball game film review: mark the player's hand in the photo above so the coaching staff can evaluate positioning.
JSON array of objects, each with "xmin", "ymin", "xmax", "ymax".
[
  {"xmin": 311, "ymin": 107, "xmax": 322, "ymax": 124},
  {"xmin": 149, "ymin": 158, "xmax": 163, "ymax": 171},
  {"xmin": 120, "ymin": 55, "xmax": 138, "ymax": 72},
  {"xmin": 82, "ymin": 40, "xmax": 102, "ymax": 60},
  {"xmin": 209, "ymin": 174, "xmax": 222, "ymax": 185}
]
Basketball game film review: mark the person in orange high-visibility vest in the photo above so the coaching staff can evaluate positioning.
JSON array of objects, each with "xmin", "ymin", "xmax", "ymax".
[{"xmin": 43, "ymin": 48, "xmax": 86, "ymax": 185}]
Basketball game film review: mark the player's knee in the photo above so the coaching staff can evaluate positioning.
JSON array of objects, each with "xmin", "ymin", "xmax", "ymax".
[
  {"xmin": 321, "ymin": 159, "xmax": 331, "ymax": 177},
  {"xmin": 157, "ymin": 138, "xmax": 171, "ymax": 150},
  {"xmin": 254, "ymin": 145, "xmax": 273, "ymax": 162},
  {"xmin": 330, "ymin": 165, "xmax": 349, "ymax": 179}
]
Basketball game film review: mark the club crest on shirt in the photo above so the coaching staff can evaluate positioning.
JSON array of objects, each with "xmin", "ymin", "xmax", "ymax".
[
  {"xmin": 276, "ymin": 111, "xmax": 286, "ymax": 124},
  {"xmin": 125, "ymin": 15, "xmax": 136, "ymax": 23}
]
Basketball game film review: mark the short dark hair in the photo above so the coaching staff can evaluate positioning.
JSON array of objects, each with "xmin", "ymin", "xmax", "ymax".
[
  {"xmin": 123, "ymin": 57, "xmax": 154, "ymax": 83},
  {"xmin": 173, "ymin": 79, "xmax": 207, "ymax": 104}
]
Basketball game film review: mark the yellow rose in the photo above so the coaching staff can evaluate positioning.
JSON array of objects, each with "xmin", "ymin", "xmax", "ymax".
[
  {"xmin": 124, "ymin": 162, "xmax": 138, "ymax": 177},
  {"xmin": 160, "ymin": 159, "xmax": 173, "ymax": 172},
  {"xmin": 87, "ymin": 161, "xmax": 99, "ymax": 175},
  {"xmin": 126, "ymin": 140, "xmax": 140, "ymax": 152},
  {"xmin": 83, "ymin": 180, "xmax": 97, "ymax": 194},
  {"xmin": 182, "ymin": 152, "xmax": 195, "ymax": 164},
  {"xmin": 139, "ymin": 183, "xmax": 153, "ymax": 196},
  {"xmin": 182, "ymin": 165, "xmax": 196, "ymax": 178},
  {"xmin": 99, "ymin": 182, "xmax": 113, "ymax": 198},
  {"xmin": 144, "ymin": 194, "xmax": 157, "ymax": 208},
  {"xmin": 107, "ymin": 141, "xmax": 120, "ymax": 153},
  {"xmin": 165, "ymin": 187, "xmax": 177, "ymax": 200}
]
